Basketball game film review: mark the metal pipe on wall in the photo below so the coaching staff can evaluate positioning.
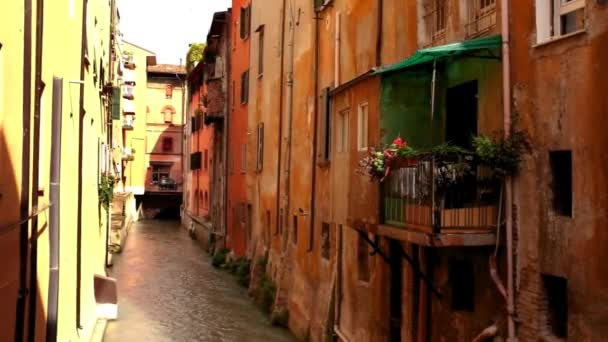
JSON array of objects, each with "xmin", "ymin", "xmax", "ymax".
[
  {"xmin": 28, "ymin": 0, "xmax": 45, "ymax": 338},
  {"xmin": 309, "ymin": 4, "xmax": 320, "ymax": 253},
  {"xmin": 76, "ymin": 0, "xmax": 88, "ymax": 329},
  {"xmin": 46, "ymin": 77, "xmax": 63, "ymax": 342},
  {"xmin": 284, "ymin": 1, "xmax": 295, "ymax": 237},
  {"xmin": 500, "ymin": 0, "xmax": 516, "ymax": 339},
  {"xmin": 276, "ymin": 0, "xmax": 286, "ymax": 241},
  {"xmin": 15, "ymin": 0, "xmax": 33, "ymax": 339}
]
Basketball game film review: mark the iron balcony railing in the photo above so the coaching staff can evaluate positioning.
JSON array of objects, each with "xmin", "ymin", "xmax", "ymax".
[
  {"xmin": 465, "ymin": 1, "xmax": 497, "ymax": 38},
  {"xmin": 382, "ymin": 153, "xmax": 501, "ymax": 234},
  {"xmin": 122, "ymin": 117, "xmax": 134, "ymax": 130},
  {"xmin": 121, "ymin": 147, "xmax": 135, "ymax": 161}
]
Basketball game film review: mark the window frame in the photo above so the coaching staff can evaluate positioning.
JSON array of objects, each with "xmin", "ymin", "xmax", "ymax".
[
  {"xmin": 240, "ymin": 6, "xmax": 251, "ymax": 40},
  {"xmin": 241, "ymin": 70, "xmax": 249, "ymax": 104},
  {"xmin": 161, "ymin": 137, "xmax": 174, "ymax": 153},
  {"xmin": 257, "ymin": 25, "xmax": 265, "ymax": 76},
  {"xmin": 535, "ymin": 0, "xmax": 586, "ymax": 44},
  {"xmin": 357, "ymin": 102, "xmax": 369, "ymax": 152}
]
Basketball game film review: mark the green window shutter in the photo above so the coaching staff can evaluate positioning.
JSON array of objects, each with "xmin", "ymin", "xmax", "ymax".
[{"xmin": 112, "ymin": 87, "xmax": 121, "ymax": 120}]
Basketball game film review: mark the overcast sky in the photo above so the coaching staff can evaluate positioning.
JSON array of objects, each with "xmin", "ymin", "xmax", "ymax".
[{"xmin": 118, "ymin": 0, "xmax": 232, "ymax": 64}]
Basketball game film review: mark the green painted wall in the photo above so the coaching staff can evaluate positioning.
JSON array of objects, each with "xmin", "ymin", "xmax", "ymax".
[{"xmin": 380, "ymin": 55, "xmax": 502, "ymax": 149}]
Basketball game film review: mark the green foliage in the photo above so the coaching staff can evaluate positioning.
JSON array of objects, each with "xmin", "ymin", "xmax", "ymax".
[
  {"xmin": 186, "ymin": 43, "xmax": 206, "ymax": 74},
  {"xmin": 225, "ymin": 257, "xmax": 251, "ymax": 287},
  {"xmin": 259, "ymin": 276, "xmax": 277, "ymax": 314},
  {"xmin": 98, "ymin": 174, "xmax": 117, "ymax": 211},
  {"xmin": 473, "ymin": 130, "xmax": 531, "ymax": 176},
  {"xmin": 211, "ymin": 248, "xmax": 230, "ymax": 268}
]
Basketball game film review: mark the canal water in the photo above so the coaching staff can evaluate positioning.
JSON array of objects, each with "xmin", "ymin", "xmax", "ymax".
[{"xmin": 104, "ymin": 220, "xmax": 295, "ymax": 342}]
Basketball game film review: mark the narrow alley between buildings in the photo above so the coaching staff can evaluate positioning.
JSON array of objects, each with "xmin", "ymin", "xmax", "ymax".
[{"xmin": 103, "ymin": 220, "xmax": 294, "ymax": 342}]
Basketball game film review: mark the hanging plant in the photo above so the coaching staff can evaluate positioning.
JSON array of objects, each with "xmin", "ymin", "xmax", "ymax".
[
  {"xmin": 472, "ymin": 130, "xmax": 531, "ymax": 177},
  {"xmin": 99, "ymin": 174, "xmax": 117, "ymax": 210},
  {"xmin": 358, "ymin": 130, "xmax": 530, "ymax": 182}
]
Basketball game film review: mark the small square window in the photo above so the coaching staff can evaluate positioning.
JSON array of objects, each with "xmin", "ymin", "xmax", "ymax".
[
  {"xmin": 550, "ymin": 150, "xmax": 572, "ymax": 217},
  {"xmin": 542, "ymin": 274, "xmax": 568, "ymax": 338},
  {"xmin": 357, "ymin": 233, "xmax": 370, "ymax": 282},
  {"xmin": 449, "ymin": 259, "xmax": 475, "ymax": 311},
  {"xmin": 321, "ymin": 223, "xmax": 330, "ymax": 260}
]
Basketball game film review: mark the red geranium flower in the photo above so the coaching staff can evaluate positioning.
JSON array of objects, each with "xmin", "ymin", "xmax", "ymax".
[{"xmin": 392, "ymin": 137, "xmax": 406, "ymax": 147}]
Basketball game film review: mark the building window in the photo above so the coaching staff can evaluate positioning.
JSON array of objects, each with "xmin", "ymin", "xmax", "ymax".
[
  {"xmin": 357, "ymin": 102, "xmax": 369, "ymax": 151},
  {"xmin": 357, "ymin": 233, "xmax": 370, "ymax": 282},
  {"xmin": 256, "ymin": 123, "xmax": 264, "ymax": 171},
  {"xmin": 241, "ymin": 144, "xmax": 247, "ymax": 173},
  {"xmin": 423, "ymin": 0, "xmax": 447, "ymax": 45},
  {"xmin": 162, "ymin": 137, "xmax": 173, "ymax": 152},
  {"xmin": 165, "ymin": 84, "xmax": 173, "ymax": 99},
  {"xmin": 190, "ymin": 152, "xmax": 202, "ymax": 170},
  {"xmin": 151, "ymin": 164, "xmax": 170, "ymax": 184},
  {"xmin": 542, "ymin": 274, "xmax": 568, "ymax": 338},
  {"xmin": 536, "ymin": 0, "xmax": 585, "ymax": 43},
  {"xmin": 257, "ymin": 25, "xmax": 264, "ymax": 76},
  {"xmin": 241, "ymin": 70, "xmax": 249, "ymax": 104},
  {"xmin": 336, "ymin": 109, "xmax": 349, "ymax": 153},
  {"xmin": 204, "ymin": 191, "xmax": 209, "ymax": 208},
  {"xmin": 240, "ymin": 6, "xmax": 251, "ymax": 39},
  {"xmin": 321, "ymin": 222, "xmax": 330, "ymax": 260},
  {"xmin": 318, "ymin": 87, "xmax": 332, "ymax": 162},
  {"xmin": 292, "ymin": 215, "xmax": 298, "ymax": 245},
  {"xmin": 550, "ymin": 150, "xmax": 572, "ymax": 217},
  {"xmin": 307, "ymin": 220, "xmax": 314, "ymax": 252},
  {"xmin": 466, "ymin": 0, "xmax": 497, "ymax": 38},
  {"xmin": 449, "ymin": 259, "xmax": 475, "ymax": 311}
]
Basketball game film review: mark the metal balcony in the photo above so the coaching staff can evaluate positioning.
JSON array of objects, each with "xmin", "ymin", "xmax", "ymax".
[
  {"xmin": 121, "ymin": 147, "xmax": 135, "ymax": 161},
  {"xmin": 122, "ymin": 118, "xmax": 134, "ymax": 130},
  {"xmin": 380, "ymin": 153, "xmax": 501, "ymax": 247}
]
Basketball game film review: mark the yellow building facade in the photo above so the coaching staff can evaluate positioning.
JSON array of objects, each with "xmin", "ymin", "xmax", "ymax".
[{"xmin": 0, "ymin": 0, "xmax": 120, "ymax": 341}]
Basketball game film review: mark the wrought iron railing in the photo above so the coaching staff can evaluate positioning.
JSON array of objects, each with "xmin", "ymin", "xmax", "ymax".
[
  {"xmin": 382, "ymin": 154, "xmax": 501, "ymax": 234},
  {"xmin": 465, "ymin": 1, "xmax": 497, "ymax": 38}
]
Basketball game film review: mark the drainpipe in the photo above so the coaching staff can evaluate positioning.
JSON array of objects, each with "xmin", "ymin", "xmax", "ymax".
[
  {"xmin": 46, "ymin": 77, "xmax": 63, "ymax": 342},
  {"xmin": 15, "ymin": 0, "xmax": 33, "ymax": 339},
  {"xmin": 28, "ymin": 0, "xmax": 45, "ymax": 338},
  {"xmin": 276, "ymin": 0, "xmax": 286, "ymax": 240},
  {"xmin": 284, "ymin": 3, "xmax": 295, "ymax": 237},
  {"xmin": 500, "ymin": 0, "xmax": 516, "ymax": 339},
  {"xmin": 76, "ymin": 0, "xmax": 88, "ymax": 329},
  {"xmin": 334, "ymin": 12, "xmax": 340, "ymax": 86},
  {"xmin": 309, "ymin": 4, "xmax": 321, "ymax": 253}
]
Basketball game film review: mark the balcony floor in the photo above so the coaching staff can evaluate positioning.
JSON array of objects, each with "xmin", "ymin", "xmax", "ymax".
[{"xmin": 377, "ymin": 224, "xmax": 497, "ymax": 247}]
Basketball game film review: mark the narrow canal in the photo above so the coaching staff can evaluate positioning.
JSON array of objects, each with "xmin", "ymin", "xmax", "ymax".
[{"xmin": 104, "ymin": 220, "xmax": 294, "ymax": 342}]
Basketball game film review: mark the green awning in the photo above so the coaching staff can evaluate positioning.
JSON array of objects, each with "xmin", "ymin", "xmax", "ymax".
[{"xmin": 375, "ymin": 34, "xmax": 502, "ymax": 75}]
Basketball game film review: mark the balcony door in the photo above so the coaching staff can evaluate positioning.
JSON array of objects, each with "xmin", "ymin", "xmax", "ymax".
[
  {"xmin": 445, "ymin": 80, "xmax": 478, "ymax": 148},
  {"xmin": 445, "ymin": 81, "xmax": 478, "ymax": 207}
]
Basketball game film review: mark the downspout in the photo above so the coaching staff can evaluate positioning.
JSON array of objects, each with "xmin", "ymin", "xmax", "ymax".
[
  {"xmin": 28, "ymin": 0, "xmax": 45, "ymax": 338},
  {"xmin": 276, "ymin": 0, "xmax": 286, "ymax": 238},
  {"xmin": 223, "ymin": 18, "xmax": 230, "ymax": 244},
  {"xmin": 76, "ymin": 0, "xmax": 88, "ymax": 329},
  {"xmin": 284, "ymin": 3, "xmax": 295, "ymax": 238},
  {"xmin": 46, "ymin": 77, "xmax": 63, "ymax": 342},
  {"xmin": 15, "ymin": 0, "xmax": 33, "ymax": 339},
  {"xmin": 501, "ymin": 0, "xmax": 516, "ymax": 339},
  {"xmin": 309, "ymin": 5, "xmax": 320, "ymax": 252}
]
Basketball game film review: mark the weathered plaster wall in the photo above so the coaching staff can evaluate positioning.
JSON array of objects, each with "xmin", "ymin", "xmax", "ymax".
[
  {"xmin": 227, "ymin": 0, "xmax": 250, "ymax": 257},
  {"xmin": 511, "ymin": 2, "xmax": 608, "ymax": 340}
]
